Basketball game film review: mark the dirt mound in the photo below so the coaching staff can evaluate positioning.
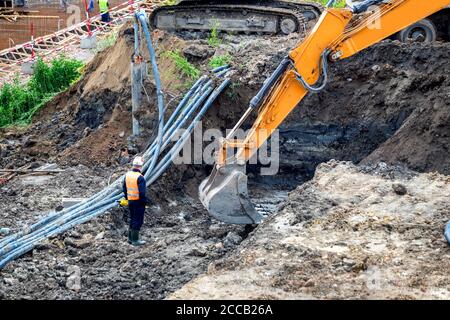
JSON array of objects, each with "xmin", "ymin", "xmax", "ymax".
[
  {"xmin": 275, "ymin": 41, "xmax": 450, "ymax": 181},
  {"xmin": 170, "ymin": 161, "xmax": 450, "ymax": 300}
]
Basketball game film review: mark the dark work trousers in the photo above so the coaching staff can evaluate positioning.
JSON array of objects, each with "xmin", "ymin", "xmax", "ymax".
[
  {"xmin": 101, "ymin": 12, "xmax": 110, "ymax": 23},
  {"xmin": 128, "ymin": 201, "xmax": 145, "ymax": 231}
]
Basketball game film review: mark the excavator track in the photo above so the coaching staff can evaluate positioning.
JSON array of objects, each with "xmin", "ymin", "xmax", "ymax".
[{"xmin": 149, "ymin": 1, "xmax": 323, "ymax": 35}]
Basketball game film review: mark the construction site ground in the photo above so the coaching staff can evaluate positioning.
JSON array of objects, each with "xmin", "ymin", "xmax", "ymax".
[{"xmin": 0, "ymin": 24, "xmax": 449, "ymax": 299}]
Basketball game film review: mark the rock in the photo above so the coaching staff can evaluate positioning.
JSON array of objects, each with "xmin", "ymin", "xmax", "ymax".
[
  {"xmin": 223, "ymin": 232, "xmax": 243, "ymax": 248},
  {"xmin": 66, "ymin": 265, "xmax": 81, "ymax": 292},
  {"xmin": 67, "ymin": 248, "xmax": 78, "ymax": 256},
  {"xmin": 304, "ymin": 279, "xmax": 315, "ymax": 287},
  {"xmin": 119, "ymin": 131, "xmax": 125, "ymax": 138},
  {"xmin": 371, "ymin": 64, "xmax": 381, "ymax": 72},
  {"xmin": 214, "ymin": 242, "xmax": 224, "ymax": 250},
  {"xmin": 392, "ymin": 183, "xmax": 407, "ymax": 195},
  {"xmin": 35, "ymin": 242, "xmax": 54, "ymax": 251},
  {"xmin": 29, "ymin": 162, "xmax": 41, "ymax": 169},
  {"xmin": 82, "ymin": 127, "xmax": 92, "ymax": 138},
  {"xmin": 178, "ymin": 211, "xmax": 192, "ymax": 222},
  {"xmin": 68, "ymin": 231, "xmax": 82, "ymax": 239},
  {"xmin": 208, "ymin": 225, "xmax": 229, "ymax": 239},
  {"xmin": 22, "ymin": 137, "xmax": 37, "ymax": 148},
  {"xmin": 183, "ymin": 44, "xmax": 215, "ymax": 60},
  {"xmin": 64, "ymin": 237, "xmax": 77, "ymax": 247},
  {"xmin": 343, "ymin": 258, "xmax": 356, "ymax": 266},
  {"xmin": 94, "ymin": 232, "xmax": 105, "ymax": 240},
  {"xmin": 127, "ymin": 142, "xmax": 139, "ymax": 155},
  {"xmin": 3, "ymin": 277, "xmax": 18, "ymax": 286},
  {"xmin": 190, "ymin": 246, "xmax": 207, "ymax": 257},
  {"xmin": 64, "ymin": 237, "xmax": 91, "ymax": 249},
  {"xmin": 0, "ymin": 227, "xmax": 11, "ymax": 236}
]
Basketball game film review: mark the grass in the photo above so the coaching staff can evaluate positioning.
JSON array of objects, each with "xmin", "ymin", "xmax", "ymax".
[
  {"xmin": 208, "ymin": 55, "xmax": 232, "ymax": 69},
  {"xmin": 226, "ymin": 81, "xmax": 241, "ymax": 101},
  {"xmin": 0, "ymin": 56, "xmax": 83, "ymax": 127},
  {"xmin": 161, "ymin": 0, "xmax": 178, "ymax": 5},
  {"xmin": 308, "ymin": 0, "xmax": 346, "ymax": 7},
  {"xmin": 164, "ymin": 50, "xmax": 200, "ymax": 80}
]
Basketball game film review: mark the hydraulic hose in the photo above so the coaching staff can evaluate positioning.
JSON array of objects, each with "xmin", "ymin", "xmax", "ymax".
[
  {"xmin": 445, "ymin": 221, "xmax": 450, "ymax": 245},
  {"xmin": 249, "ymin": 57, "xmax": 290, "ymax": 109},
  {"xmin": 293, "ymin": 50, "xmax": 329, "ymax": 93}
]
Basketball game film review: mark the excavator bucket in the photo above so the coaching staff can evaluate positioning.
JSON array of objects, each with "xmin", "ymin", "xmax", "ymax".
[{"xmin": 199, "ymin": 164, "xmax": 263, "ymax": 225}]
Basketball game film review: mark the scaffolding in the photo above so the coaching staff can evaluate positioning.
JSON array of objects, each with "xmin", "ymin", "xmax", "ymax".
[{"xmin": 0, "ymin": 0, "xmax": 160, "ymax": 80}]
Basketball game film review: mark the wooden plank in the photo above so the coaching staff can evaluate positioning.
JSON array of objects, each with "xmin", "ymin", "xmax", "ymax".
[
  {"xmin": 0, "ymin": 169, "xmax": 64, "ymax": 174},
  {"xmin": 0, "ymin": 15, "xmax": 60, "ymax": 19}
]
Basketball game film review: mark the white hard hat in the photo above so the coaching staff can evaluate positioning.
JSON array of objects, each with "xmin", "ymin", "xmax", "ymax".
[{"xmin": 132, "ymin": 156, "xmax": 144, "ymax": 167}]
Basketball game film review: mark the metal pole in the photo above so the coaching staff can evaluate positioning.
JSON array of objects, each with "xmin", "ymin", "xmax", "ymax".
[
  {"xmin": 83, "ymin": 0, "xmax": 92, "ymax": 36},
  {"xmin": 30, "ymin": 22, "xmax": 35, "ymax": 59},
  {"xmin": 131, "ymin": 55, "xmax": 144, "ymax": 136}
]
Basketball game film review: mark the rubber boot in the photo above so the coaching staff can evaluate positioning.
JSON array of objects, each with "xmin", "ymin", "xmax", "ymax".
[
  {"xmin": 127, "ymin": 229, "xmax": 132, "ymax": 244},
  {"xmin": 131, "ymin": 229, "xmax": 146, "ymax": 246}
]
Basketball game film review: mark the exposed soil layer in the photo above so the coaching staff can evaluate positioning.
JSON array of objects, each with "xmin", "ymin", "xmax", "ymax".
[
  {"xmin": 1, "ymin": 32, "xmax": 448, "ymax": 181},
  {"xmin": 170, "ymin": 161, "xmax": 450, "ymax": 300},
  {"xmin": 287, "ymin": 41, "xmax": 450, "ymax": 178}
]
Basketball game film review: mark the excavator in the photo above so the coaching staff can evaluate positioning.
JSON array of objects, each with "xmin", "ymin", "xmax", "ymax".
[
  {"xmin": 198, "ymin": 0, "xmax": 450, "ymax": 225},
  {"xmin": 151, "ymin": 1, "xmax": 449, "ymax": 42}
]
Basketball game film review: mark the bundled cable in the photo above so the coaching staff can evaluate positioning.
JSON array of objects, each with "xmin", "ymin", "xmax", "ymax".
[{"xmin": 0, "ymin": 9, "xmax": 232, "ymax": 270}]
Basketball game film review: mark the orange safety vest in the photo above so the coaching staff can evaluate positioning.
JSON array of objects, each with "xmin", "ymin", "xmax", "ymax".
[{"xmin": 125, "ymin": 171, "xmax": 142, "ymax": 201}]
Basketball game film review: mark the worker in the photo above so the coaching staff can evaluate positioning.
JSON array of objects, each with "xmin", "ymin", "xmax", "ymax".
[
  {"xmin": 98, "ymin": 0, "xmax": 110, "ymax": 23},
  {"xmin": 123, "ymin": 156, "xmax": 149, "ymax": 246}
]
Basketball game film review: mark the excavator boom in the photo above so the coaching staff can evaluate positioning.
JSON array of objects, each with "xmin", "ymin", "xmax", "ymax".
[{"xmin": 199, "ymin": 0, "xmax": 450, "ymax": 225}]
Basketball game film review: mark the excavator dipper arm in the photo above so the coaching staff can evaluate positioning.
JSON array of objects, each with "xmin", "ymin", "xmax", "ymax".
[{"xmin": 199, "ymin": 0, "xmax": 450, "ymax": 225}]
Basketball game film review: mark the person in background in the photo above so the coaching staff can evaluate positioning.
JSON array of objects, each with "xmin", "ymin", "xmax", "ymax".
[{"xmin": 98, "ymin": 0, "xmax": 111, "ymax": 23}]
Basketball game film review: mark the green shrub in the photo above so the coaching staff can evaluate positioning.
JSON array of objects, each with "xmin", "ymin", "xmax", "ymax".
[
  {"xmin": 161, "ymin": 0, "xmax": 178, "ymax": 5},
  {"xmin": 207, "ymin": 20, "xmax": 222, "ymax": 47},
  {"xmin": 311, "ymin": 0, "xmax": 346, "ymax": 8},
  {"xmin": 208, "ymin": 55, "xmax": 232, "ymax": 69},
  {"xmin": 0, "ymin": 56, "xmax": 83, "ymax": 127},
  {"xmin": 164, "ymin": 50, "xmax": 200, "ymax": 80}
]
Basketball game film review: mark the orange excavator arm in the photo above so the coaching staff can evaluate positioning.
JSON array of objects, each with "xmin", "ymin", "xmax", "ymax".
[{"xmin": 200, "ymin": 0, "xmax": 450, "ymax": 225}]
